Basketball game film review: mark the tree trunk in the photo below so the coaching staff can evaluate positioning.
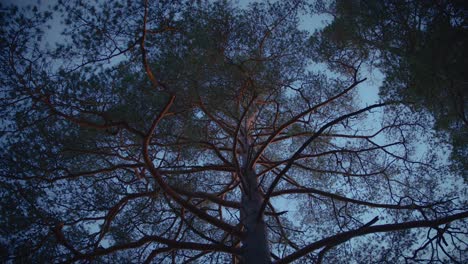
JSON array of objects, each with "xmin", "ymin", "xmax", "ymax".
[
  {"xmin": 238, "ymin": 104, "xmax": 270, "ymax": 263},
  {"xmin": 240, "ymin": 170, "xmax": 271, "ymax": 263}
]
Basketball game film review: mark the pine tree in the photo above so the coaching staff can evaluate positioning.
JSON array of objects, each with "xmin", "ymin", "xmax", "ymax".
[{"xmin": 1, "ymin": 1, "xmax": 466, "ymax": 263}]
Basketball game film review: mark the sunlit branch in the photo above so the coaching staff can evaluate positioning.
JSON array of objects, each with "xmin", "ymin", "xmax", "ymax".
[
  {"xmin": 259, "ymin": 102, "xmax": 391, "ymax": 219},
  {"xmin": 256, "ymin": 141, "xmax": 401, "ymax": 177},
  {"xmin": 141, "ymin": 96, "xmax": 242, "ymax": 237},
  {"xmin": 140, "ymin": 0, "xmax": 160, "ymax": 89},
  {"xmin": 250, "ymin": 78, "xmax": 366, "ymax": 169},
  {"xmin": 271, "ymin": 187, "xmax": 448, "ymax": 210},
  {"xmin": 172, "ymin": 186, "xmax": 241, "ymax": 209},
  {"xmin": 70, "ymin": 232, "xmax": 239, "ymax": 262}
]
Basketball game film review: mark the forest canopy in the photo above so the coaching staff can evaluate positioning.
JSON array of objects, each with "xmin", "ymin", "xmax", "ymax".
[{"xmin": 0, "ymin": 0, "xmax": 467, "ymax": 263}]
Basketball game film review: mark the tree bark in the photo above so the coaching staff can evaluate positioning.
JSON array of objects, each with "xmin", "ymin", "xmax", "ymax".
[{"xmin": 240, "ymin": 169, "xmax": 271, "ymax": 264}]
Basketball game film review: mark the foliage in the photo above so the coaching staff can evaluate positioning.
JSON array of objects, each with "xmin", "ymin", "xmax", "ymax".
[
  {"xmin": 311, "ymin": 0, "xmax": 468, "ymax": 176},
  {"xmin": 0, "ymin": 0, "xmax": 467, "ymax": 263}
]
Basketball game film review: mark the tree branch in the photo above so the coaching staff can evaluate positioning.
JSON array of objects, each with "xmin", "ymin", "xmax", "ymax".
[{"xmin": 275, "ymin": 211, "xmax": 468, "ymax": 264}]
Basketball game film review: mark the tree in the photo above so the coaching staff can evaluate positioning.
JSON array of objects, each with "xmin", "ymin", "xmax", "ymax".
[
  {"xmin": 0, "ymin": 1, "xmax": 466, "ymax": 263},
  {"xmin": 310, "ymin": 0, "xmax": 468, "ymax": 176}
]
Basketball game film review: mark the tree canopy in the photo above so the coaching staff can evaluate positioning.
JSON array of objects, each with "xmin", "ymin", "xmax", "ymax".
[
  {"xmin": 311, "ymin": 0, "xmax": 468, "ymax": 175},
  {"xmin": 1, "ymin": 0, "xmax": 467, "ymax": 263}
]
